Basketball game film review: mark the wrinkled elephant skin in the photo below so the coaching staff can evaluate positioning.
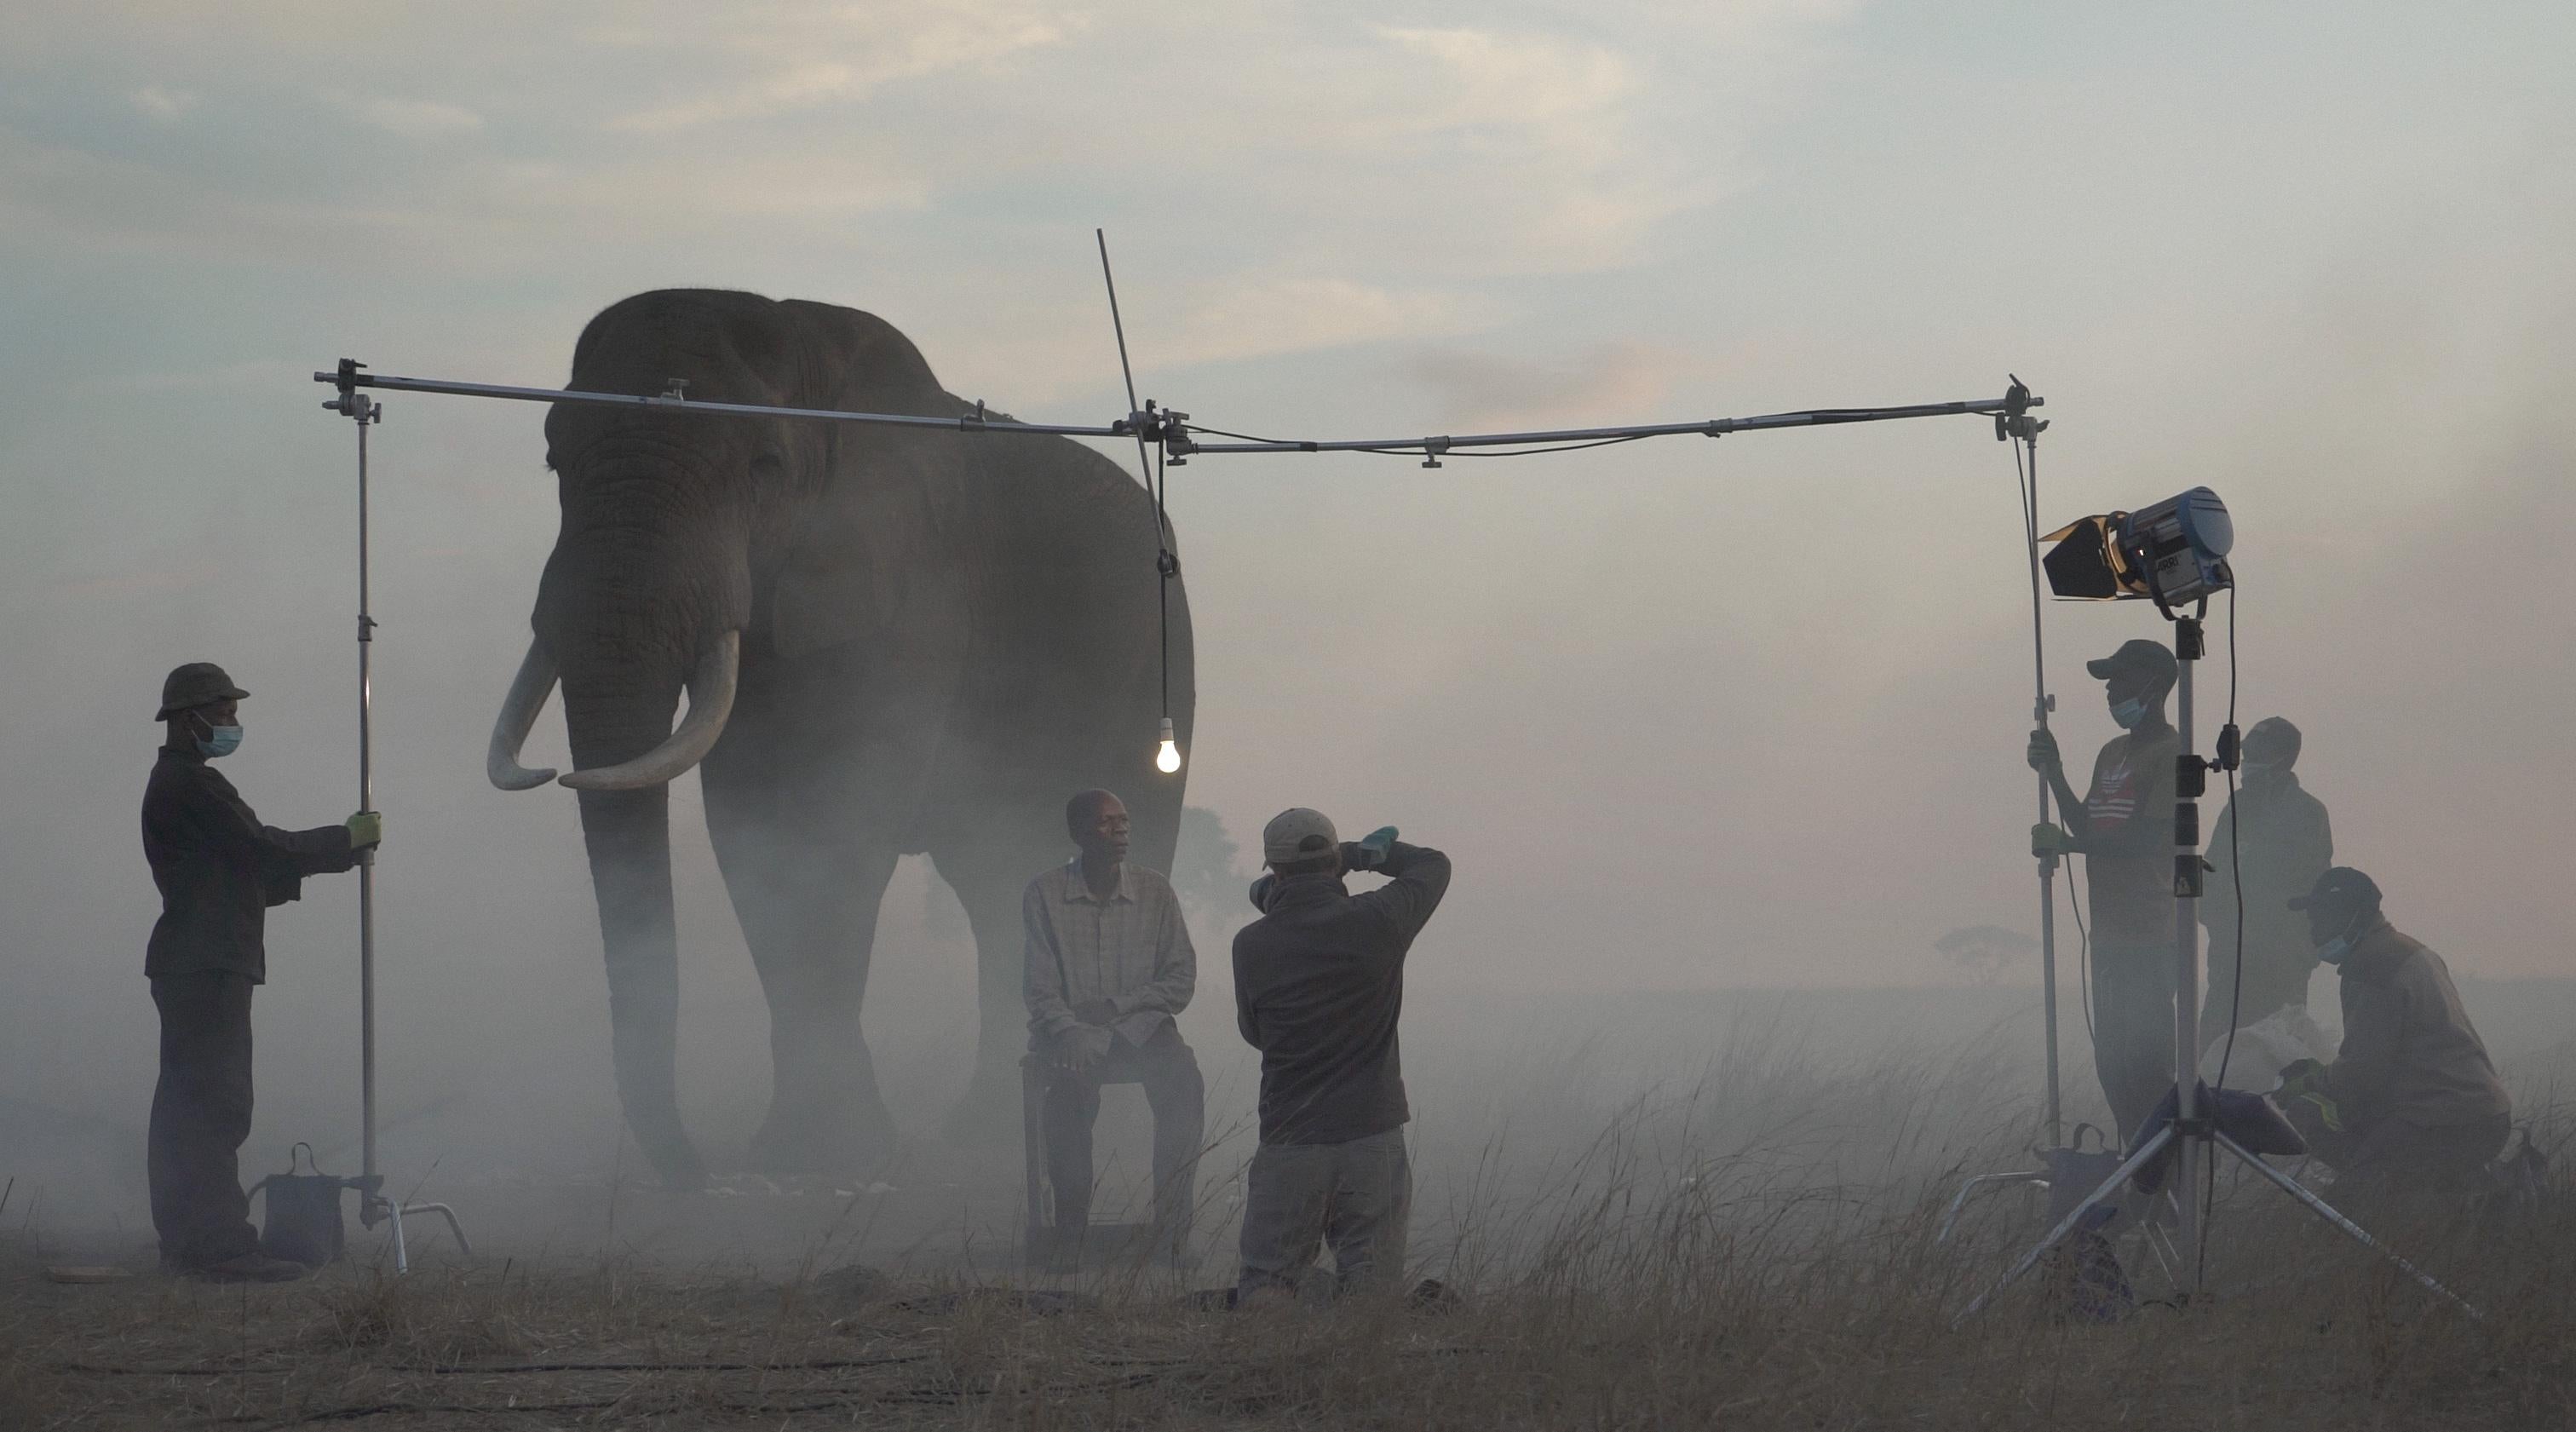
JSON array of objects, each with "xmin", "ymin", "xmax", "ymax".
[{"xmin": 490, "ymin": 290, "xmax": 1193, "ymax": 1186}]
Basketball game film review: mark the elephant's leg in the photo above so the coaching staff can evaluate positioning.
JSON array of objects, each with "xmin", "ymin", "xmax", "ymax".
[
  {"xmin": 931, "ymin": 830, "xmax": 1069, "ymax": 1146},
  {"xmin": 708, "ymin": 800, "xmax": 903, "ymax": 1175}
]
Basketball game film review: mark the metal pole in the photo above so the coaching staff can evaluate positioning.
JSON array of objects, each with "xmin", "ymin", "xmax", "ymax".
[
  {"xmin": 2019, "ymin": 430, "xmax": 2061, "ymax": 1148},
  {"xmin": 2171, "ymin": 620, "xmax": 2202, "ymax": 1290},
  {"xmin": 354, "ymin": 397, "xmax": 380, "ymax": 1200}
]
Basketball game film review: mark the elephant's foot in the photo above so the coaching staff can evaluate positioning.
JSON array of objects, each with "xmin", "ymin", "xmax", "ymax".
[
  {"xmin": 629, "ymin": 1113, "xmax": 709, "ymax": 1192},
  {"xmin": 940, "ymin": 1066, "xmax": 1024, "ymax": 1147},
  {"xmin": 748, "ymin": 1101, "xmax": 895, "ymax": 1176}
]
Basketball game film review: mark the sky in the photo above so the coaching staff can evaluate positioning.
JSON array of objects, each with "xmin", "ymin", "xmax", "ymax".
[{"xmin": 2, "ymin": 3, "xmax": 2572, "ymax": 1165}]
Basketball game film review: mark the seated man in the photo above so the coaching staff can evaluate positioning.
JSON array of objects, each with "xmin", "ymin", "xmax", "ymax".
[
  {"xmin": 1021, "ymin": 789, "xmax": 1203, "ymax": 1269},
  {"xmin": 2277, "ymin": 867, "xmax": 2511, "ymax": 1205}
]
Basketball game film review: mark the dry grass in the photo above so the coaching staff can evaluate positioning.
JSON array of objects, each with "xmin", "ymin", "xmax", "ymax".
[{"xmin": 9, "ymin": 1020, "xmax": 2573, "ymax": 1429}]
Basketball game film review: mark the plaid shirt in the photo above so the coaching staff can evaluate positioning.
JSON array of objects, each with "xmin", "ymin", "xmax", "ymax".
[{"xmin": 1022, "ymin": 859, "xmax": 1195, "ymax": 1047}]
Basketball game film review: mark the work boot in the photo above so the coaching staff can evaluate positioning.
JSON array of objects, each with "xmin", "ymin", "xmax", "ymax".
[{"xmin": 181, "ymin": 1251, "xmax": 310, "ymax": 1284}]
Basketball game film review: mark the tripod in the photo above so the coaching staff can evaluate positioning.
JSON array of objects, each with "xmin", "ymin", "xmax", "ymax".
[{"xmin": 1955, "ymin": 611, "xmax": 2476, "ymax": 1322}]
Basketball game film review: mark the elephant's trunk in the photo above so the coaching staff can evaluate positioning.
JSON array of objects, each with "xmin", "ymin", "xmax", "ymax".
[
  {"xmin": 558, "ymin": 630, "xmax": 739, "ymax": 791},
  {"xmin": 558, "ymin": 666, "xmax": 709, "ymax": 1189}
]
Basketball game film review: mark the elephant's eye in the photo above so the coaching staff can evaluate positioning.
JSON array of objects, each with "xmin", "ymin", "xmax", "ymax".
[{"xmin": 750, "ymin": 454, "xmax": 785, "ymax": 481}]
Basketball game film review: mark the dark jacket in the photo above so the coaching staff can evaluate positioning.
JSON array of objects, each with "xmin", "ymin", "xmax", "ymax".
[
  {"xmin": 142, "ymin": 746, "xmax": 359, "ymax": 983},
  {"xmin": 2326, "ymin": 922, "xmax": 2511, "ymax": 1131},
  {"xmin": 1232, "ymin": 842, "xmax": 1451, "ymax": 1147}
]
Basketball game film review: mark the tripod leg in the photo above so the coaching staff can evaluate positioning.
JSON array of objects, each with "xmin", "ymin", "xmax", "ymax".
[
  {"xmin": 2211, "ymin": 1132, "xmax": 2482, "ymax": 1322},
  {"xmin": 1954, "ymin": 1126, "xmax": 2174, "ymax": 1326},
  {"xmin": 1937, "ymin": 1171, "xmax": 2050, "ymax": 1245},
  {"xmin": 382, "ymin": 1198, "xmax": 411, "ymax": 1275},
  {"xmin": 401, "ymin": 1202, "xmax": 472, "ymax": 1258}
]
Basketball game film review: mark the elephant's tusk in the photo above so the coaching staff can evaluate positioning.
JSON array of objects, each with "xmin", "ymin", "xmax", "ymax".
[
  {"xmin": 558, "ymin": 630, "xmax": 741, "ymax": 791},
  {"xmin": 487, "ymin": 638, "xmax": 562, "ymax": 791}
]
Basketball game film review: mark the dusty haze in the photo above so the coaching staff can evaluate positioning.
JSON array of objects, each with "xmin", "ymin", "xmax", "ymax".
[{"xmin": 1, "ymin": 3, "xmax": 2570, "ymax": 1248}]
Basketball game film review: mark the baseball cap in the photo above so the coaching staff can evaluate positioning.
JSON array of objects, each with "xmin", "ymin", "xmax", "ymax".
[
  {"xmin": 2289, "ymin": 866, "xmax": 2382, "ymax": 914},
  {"xmin": 2085, "ymin": 638, "xmax": 2177, "ymax": 686},
  {"xmin": 156, "ymin": 662, "xmax": 250, "ymax": 722},
  {"xmin": 1262, "ymin": 808, "xmax": 1339, "ymax": 866}
]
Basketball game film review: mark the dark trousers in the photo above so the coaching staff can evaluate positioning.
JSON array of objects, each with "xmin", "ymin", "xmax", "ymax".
[
  {"xmin": 2091, "ymin": 941, "xmax": 2178, "ymax": 1145},
  {"xmin": 1040, "ymin": 1025, "xmax": 1205, "ymax": 1251},
  {"xmin": 149, "ymin": 971, "xmax": 261, "ymax": 1268},
  {"xmin": 2309, "ymin": 1112, "xmax": 2511, "ymax": 1210}
]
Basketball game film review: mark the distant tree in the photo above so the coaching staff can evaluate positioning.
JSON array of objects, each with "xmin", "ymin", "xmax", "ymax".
[
  {"xmin": 1935, "ymin": 924, "xmax": 2038, "ymax": 984},
  {"xmin": 1168, "ymin": 806, "xmax": 1247, "ymax": 913}
]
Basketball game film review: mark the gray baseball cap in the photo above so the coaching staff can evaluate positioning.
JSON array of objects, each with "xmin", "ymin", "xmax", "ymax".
[
  {"xmin": 1262, "ymin": 808, "xmax": 1339, "ymax": 866},
  {"xmin": 2086, "ymin": 638, "xmax": 2176, "ymax": 686},
  {"xmin": 156, "ymin": 662, "xmax": 250, "ymax": 722}
]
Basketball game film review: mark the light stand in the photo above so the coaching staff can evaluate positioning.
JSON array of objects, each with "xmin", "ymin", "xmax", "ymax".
[
  {"xmin": 324, "ymin": 362, "xmax": 469, "ymax": 1273},
  {"xmin": 1955, "ymin": 609, "xmax": 2477, "ymax": 1323},
  {"xmin": 1935, "ymin": 383, "xmax": 2075, "ymax": 1243}
]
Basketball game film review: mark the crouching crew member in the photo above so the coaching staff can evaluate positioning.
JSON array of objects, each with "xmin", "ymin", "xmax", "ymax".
[
  {"xmin": 1022, "ymin": 789, "xmax": 1205, "ymax": 1270},
  {"xmin": 2276, "ymin": 866, "xmax": 2512, "ymax": 1205},
  {"xmin": 1232, "ymin": 809, "xmax": 1450, "ymax": 1305},
  {"xmin": 142, "ymin": 663, "xmax": 379, "ymax": 1282}
]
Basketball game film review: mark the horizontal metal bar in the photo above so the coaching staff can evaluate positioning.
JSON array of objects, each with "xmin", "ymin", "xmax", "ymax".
[
  {"xmin": 315, "ymin": 369, "xmax": 1132, "ymax": 440},
  {"xmin": 1182, "ymin": 395, "xmax": 2038, "ymax": 455}
]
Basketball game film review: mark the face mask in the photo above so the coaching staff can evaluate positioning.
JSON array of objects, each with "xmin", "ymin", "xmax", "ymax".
[
  {"xmin": 1248, "ymin": 874, "xmax": 1278, "ymax": 914},
  {"xmin": 2109, "ymin": 697, "xmax": 2149, "ymax": 729},
  {"xmin": 195, "ymin": 722, "xmax": 243, "ymax": 759},
  {"xmin": 2315, "ymin": 910, "xmax": 2378, "ymax": 964}
]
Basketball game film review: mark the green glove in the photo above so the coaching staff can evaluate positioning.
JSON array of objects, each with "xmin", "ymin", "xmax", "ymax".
[
  {"xmin": 2030, "ymin": 822, "xmax": 2072, "ymax": 860},
  {"xmin": 346, "ymin": 810, "xmax": 382, "ymax": 849},
  {"xmin": 1340, "ymin": 825, "xmax": 1400, "ymax": 873},
  {"xmin": 2274, "ymin": 1057, "xmax": 2326, "ymax": 1098}
]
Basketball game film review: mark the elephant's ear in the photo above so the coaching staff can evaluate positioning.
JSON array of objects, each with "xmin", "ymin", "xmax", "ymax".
[{"xmin": 767, "ymin": 428, "xmax": 971, "ymax": 660}]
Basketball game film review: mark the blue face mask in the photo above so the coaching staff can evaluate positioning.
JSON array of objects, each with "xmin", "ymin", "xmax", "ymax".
[
  {"xmin": 2317, "ymin": 933, "xmax": 2355, "ymax": 966},
  {"xmin": 195, "ymin": 722, "xmax": 243, "ymax": 759},
  {"xmin": 2109, "ymin": 697, "xmax": 2149, "ymax": 729}
]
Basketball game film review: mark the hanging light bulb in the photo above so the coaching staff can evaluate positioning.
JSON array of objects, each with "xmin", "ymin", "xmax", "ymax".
[{"xmin": 1155, "ymin": 716, "xmax": 1182, "ymax": 774}]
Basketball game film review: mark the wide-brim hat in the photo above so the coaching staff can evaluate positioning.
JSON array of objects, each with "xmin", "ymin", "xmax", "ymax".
[{"xmin": 156, "ymin": 662, "xmax": 250, "ymax": 722}]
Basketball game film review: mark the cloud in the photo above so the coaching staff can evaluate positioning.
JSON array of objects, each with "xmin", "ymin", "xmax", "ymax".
[
  {"xmin": 1161, "ymin": 277, "xmax": 1498, "ymax": 370},
  {"xmin": 602, "ymin": 3, "xmax": 1083, "ymax": 134},
  {"xmin": 129, "ymin": 85, "xmax": 196, "ymax": 119},
  {"xmin": 1401, "ymin": 340, "xmax": 1707, "ymax": 428},
  {"xmin": 354, "ymin": 96, "xmax": 486, "ymax": 137}
]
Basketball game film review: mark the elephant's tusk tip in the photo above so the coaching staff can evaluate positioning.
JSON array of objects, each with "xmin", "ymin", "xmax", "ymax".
[{"xmin": 491, "ymin": 767, "xmax": 558, "ymax": 791}]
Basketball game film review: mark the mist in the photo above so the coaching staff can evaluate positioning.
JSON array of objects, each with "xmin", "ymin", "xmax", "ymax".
[{"xmin": 2, "ymin": 3, "xmax": 2572, "ymax": 1267}]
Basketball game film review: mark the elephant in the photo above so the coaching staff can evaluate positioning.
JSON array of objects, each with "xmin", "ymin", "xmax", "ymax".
[{"xmin": 485, "ymin": 289, "xmax": 1193, "ymax": 1188}]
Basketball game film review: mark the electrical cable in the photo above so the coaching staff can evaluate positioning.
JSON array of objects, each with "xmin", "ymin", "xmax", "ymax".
[
  {"xmin": 2195, "ymin": 584, "xmax": 2245, "ymax": 1287},
  {"xmin": 1179, "ymin": 422, "xmax": 1654, "ymax": 459},
  {"xmin": 1155, "ymin": 440, "xmax": 1171, "ymax": 728},
  {"xmin": 2212, "ymin": 584, "xmax": 2246, "ymax": 1092}
]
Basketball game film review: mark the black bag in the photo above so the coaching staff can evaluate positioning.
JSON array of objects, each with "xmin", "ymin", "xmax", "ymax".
[{"xmin": 251, "ymin": 1143, "xmax": 348, "ymax": 1267}]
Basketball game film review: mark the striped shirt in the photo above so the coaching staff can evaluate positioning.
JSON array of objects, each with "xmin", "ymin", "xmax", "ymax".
[{"xmin": 1021, "ymin": 859, "xmax": 1196, "ymax": 1048}]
